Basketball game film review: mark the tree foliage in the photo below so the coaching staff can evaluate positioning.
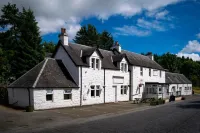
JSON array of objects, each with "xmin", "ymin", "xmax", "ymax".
[
  {"xmin": 154, "ymin": 53, "xmax": 200, "ymax": 87},
  {"xmin": 41, "ymin": 41, "xmax": 56, "ymax": 53},
  {"xmin": 74, "ymin": 24, "xmax": 114, "ymax": 50},
  {"xmin": 0, "ymin": 3, "xmax": 44, "ymax": 84}
]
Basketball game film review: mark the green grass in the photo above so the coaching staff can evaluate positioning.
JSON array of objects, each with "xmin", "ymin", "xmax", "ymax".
[{"xmin": 193, "ymin": 87, "xmax": 200, "ymax": 94}]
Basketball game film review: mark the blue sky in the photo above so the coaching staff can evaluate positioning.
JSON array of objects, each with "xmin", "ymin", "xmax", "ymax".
[{"xmin": 1, "ymin": 0, "xmax": 200, "ymax": 60}]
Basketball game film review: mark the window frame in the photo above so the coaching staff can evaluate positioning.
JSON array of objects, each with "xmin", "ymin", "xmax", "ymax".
[
  {"xmin": 64, "ymin": 89, "xmax": 72, "ymax": 100},
  {"xmin": 46, "ymin": 89, "xmax": 53, "ymax": 101},
  {"xmin": 149, "ymin": 68, "xmax": 151, "ymax": 77},
  {"xmin": 91, "ymin": 85, "xmax": 101, "ymax": 98},
  {"xmin": 96, "ymin": 59, "xmax": 99, "ymax": 70},
  {"xmin": 140, "ymin": 67, "xmax": 143, "ymax": 76},
  {"xmin": 96, "ymin": 85, "xmax": 100, "ymax": 97},
  {"xmin": 90, "ymin": 85, "xmax": 95, "ymax": 97},
  {"xmin": 91, "ymin": 58, "xmax": 95, "ymax": 69},
  {"xmin": 121, "ymin": 85, "xmax": 128, "ymax": 95},
  {"xmin": 160, "ymin": 71, "xmax": 162, "ymax": 77}
]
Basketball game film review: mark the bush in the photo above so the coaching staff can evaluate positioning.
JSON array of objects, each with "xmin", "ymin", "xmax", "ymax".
[
  {"xmin": 150, "ymin": 99, "xmax": 165, "ymax": 106},
  {"xmin": 26, "ymin": 106, "xmax": 34, "ymax": 112},
  {"xmin": 150, "ymin": 100, "xmax": 158, "ymax": 106}
]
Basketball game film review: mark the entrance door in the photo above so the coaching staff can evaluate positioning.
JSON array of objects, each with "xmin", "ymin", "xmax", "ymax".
[{"xmin": 113, "ymin": 86, "xmax": 117, "ymax": 102}]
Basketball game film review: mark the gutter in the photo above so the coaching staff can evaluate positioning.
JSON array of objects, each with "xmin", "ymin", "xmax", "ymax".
[
  {"xmin": 129, "ymin": 70, "xmax": 132, "ymax": 101},
  {"xmin": 80, "ymin": 66, "xmax": 83, "ymax": 106},
  {"xmin": 104, "ymin": 68, "xmax": 105, "ymax": 103}
]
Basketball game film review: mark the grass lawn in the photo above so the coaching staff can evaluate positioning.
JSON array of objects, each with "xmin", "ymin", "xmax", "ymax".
[{"xmin": 193, "ymin": 87, "xmax": 200, "ymax": 94}]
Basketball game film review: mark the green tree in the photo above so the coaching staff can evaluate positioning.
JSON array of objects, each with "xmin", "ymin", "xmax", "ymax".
[
  {"xmin": 0, "ymin": 3, "xmax": 44, "ymax": 81},
  {"xmin": 74, "ymin": 24, "xmax": 99, "ymax": 47},
  {"xmin": 41, "ymin": 41, "xmax": 56, "ymax": 53},
  {"xmin": 74, "ymin": 24, "xmax": 114, "ymax": 50},
  {"xmin": 99, "ymin": 31, "xmax": 114, "ymax": 50}
]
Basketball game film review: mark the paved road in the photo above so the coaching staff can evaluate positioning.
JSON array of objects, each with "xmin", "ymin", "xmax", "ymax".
[{"xmin": 24, "ymin": 96, "xmax": 200, "ymax": 133}]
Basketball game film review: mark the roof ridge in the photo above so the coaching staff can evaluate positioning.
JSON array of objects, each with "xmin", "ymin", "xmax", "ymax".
[
  {"xmin": 32, "ymin": 58, "xmax": 49, "ymax": 88},
  {"xmin": 8, "ymin": 60, "xmax": 46, "ymax": 88}
]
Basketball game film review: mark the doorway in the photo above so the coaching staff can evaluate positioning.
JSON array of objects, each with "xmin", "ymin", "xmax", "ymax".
[{"xmin": 113, "ymin": 86, "xmax": 117, "ymax": 102}]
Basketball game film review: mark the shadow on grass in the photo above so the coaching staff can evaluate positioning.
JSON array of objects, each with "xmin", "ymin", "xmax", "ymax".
[{"xmin": 177, "ymin": 101, "xmax": 200, "ymax": 109}]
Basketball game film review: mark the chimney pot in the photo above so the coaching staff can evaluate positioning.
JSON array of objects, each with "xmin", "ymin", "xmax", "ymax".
[
  {"xmin": 61, "ymin": 28, "xmax": 66, "ymax": 34},
  {"xmin": 59, "ymin": 28, "xmax": 68, "ymax": 46}
]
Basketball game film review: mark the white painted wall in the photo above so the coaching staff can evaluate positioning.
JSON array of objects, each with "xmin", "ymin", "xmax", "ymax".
[
  {"xmin": 105, "ymin": 58, "xmax": 130, "ymax": 103},
  {"xmin": 54, "ymin": 45, "xmax": 79, "ymax": 85},
  {"xmin": 131, "ymin": 66, "xmax": 165, "ymax": 99},
  {"xmin": 81, "ymin": 51, "xmax": 104, "ymax": 105},
  {"xmin": 7, "ymin": 88, "xmax": 33, "ymax": 108},
  {"xmin": 33, "ymin": 88, "xmax": 80, "ymax": 110},
  {"xmin": 169, "ymin": 84, "xmax": 192, "ymax": 96}
]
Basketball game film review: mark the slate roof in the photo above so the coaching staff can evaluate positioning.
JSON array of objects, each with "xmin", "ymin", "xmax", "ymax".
[
  {"xmin": 53, "ymin": 41, "xmax": 164, "ymax": 70},
  {"xmin": 165, "ymin": 72, "xmax": 192, "ymax": 84},
  {"xmin": 121, "ymin": 50, "xmax": 164, "ymax": 70},
  {"xmin": 9, "ymin": 58, "xmax": 78, "ymax": 88}
]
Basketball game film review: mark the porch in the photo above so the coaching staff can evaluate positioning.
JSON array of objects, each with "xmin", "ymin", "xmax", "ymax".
[{"xmin": 143, "ymin": 83, "xmax": 168, "ymax": 99}]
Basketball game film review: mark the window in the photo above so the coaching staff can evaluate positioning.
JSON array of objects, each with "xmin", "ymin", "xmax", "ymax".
[
  {"xmin": 91, "ymin": 58, "xmax": 100, "ymax": 70},
  {"xmin": 149, "ymin": 68, "xmax": 151, "ymax": 77},
  {"xmin": 121, "ymin": 85, "xmax": 128, "ymax": 95},
  {"xmin": 46, "ymin": 89, "xmax": 53, "ymax": 101},
  {"xmin": 91, "ymin": 85, "xmax": 95, "ymax": 97},
  {"xmin": 121, "ymin": 63, "xmax": 124, "ymax": 71},
  {"xmin": 96, "ymin": 59, "xmax": 99, "ymax": 69},
  {"xmin": 124, "ymin": 64, "xmax": 127, "ymax": 72},
  {"xmin": 91, "ymin": 85, "xmax": 101, "ymax": 97},
  {"xmin": 124, "ymin": 86, "xmax": 127, "ymax": 94},
  {"xmin": 160, "ymin": 71, "xmax": 162, "ymax": 77},
  {"xmin": 159, "ymin": 88, "xmax": 162, "ymax": 91},
  {"xmin": 153, "ymin": 70, "xmax": 158, "ymax": 76},
  {"xmin": 91, "ymin": 58, "xmax": 95, "ymax": 69},
  {"xmin": 64, "ymin": 89, "xmax": 72, "ymax": 100},
  {"xmin": 96, "ymin": 85, "xmax": 100, "ymax": 97},
  {"xmin": 140, "ymin": 67, "xmax": 143, "ymax": 76},
  {"xmin": 179, "ymin": 87, "xmax": 182, "ymax": 91},
  {"xmin": 121, "ymin": 63, "xmax": 128, "ymax": 72}
]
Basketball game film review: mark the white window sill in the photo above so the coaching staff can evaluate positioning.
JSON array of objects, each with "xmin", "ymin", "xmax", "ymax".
[{"xmin": 64, "ymin": 99, "xmax": 72, "ymax": 101}]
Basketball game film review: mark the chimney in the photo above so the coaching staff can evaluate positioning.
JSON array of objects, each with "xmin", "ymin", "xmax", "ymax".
[
  {"xmin": 146, "ymin": 52, "xmax": 154, "ymax": 60},
  {"xmin": 59, "ymin": 28, "xmax": 68, "ymax": 46},
  {"xmin": 111, "ymin": 41, "xmax": 121, "ymax": 52}
]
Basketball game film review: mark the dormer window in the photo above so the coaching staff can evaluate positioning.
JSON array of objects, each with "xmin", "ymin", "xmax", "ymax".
[
  {"xmin": 96, "ymin": 59, "xmax": 99, "ymax": 69},
  {"xmin": 91, "ymin": 58, "xmax": 95, "ymax": 69},
  {"xmin": 121, "ymin": 63, "xmax": 128, "ymax": 72},
  {"xmin": 91, "ymin": 58, "xmax": 100, "ymax": 70},
  {"xmin": 140, "ymin": 67, "xmax": 143, "ymax": 76}
]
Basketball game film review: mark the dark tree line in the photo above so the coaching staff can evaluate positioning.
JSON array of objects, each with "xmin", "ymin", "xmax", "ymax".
[
  {"xmin": 0, "ymin": 3, "xmax": 56, "ymax": 85},
  {"xmin": 154, "ymin": 53, "xmax": 200, "ymax": 87}
]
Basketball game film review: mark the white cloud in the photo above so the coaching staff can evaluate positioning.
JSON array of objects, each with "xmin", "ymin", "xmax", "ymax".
[
  {"xmin": 180, "ymin": 40, "xmax": 200, "ymax": 53},
  {"xmin": 137, "ymin": 18, "xmax": 166, "ymax": 31},
  {"xmin": 177, "ymin": 40, "xmax": 200, "ymax": 61},
  {"xmin": 146, "ymin": 9, "xmax": 173, "ymax": 20},
  {"xmin": 114, "ymin": 26, "xmax": 151, "ymax": 37},
  {"xmin": 0, "ymin": 0, "xmax": 182, "ymax": 39},
  {"xmin": 177, "ymin": 53, "xmax": 200, "ymax": 61},
  {"xmin": 196, "ymin": 33, "xmax": 200, "ymax": 39}
]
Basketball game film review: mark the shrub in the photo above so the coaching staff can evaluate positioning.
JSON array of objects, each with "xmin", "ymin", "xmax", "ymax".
[
  {"xmin": 150, "ymin": 99, "xmax": 165, "ymax": 106},
  {"xmin": 26, "ymin": 106, "xmax": 34, "ymax": 112},
  {"xmin": 150, "ymin": 100, "xmax": 158, "ymax": 106}
]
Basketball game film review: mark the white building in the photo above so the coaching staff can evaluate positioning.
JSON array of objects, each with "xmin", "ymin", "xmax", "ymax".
[{"xmin": 7, "ymin": 28, "xmax": 192, "ymax": 110}]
